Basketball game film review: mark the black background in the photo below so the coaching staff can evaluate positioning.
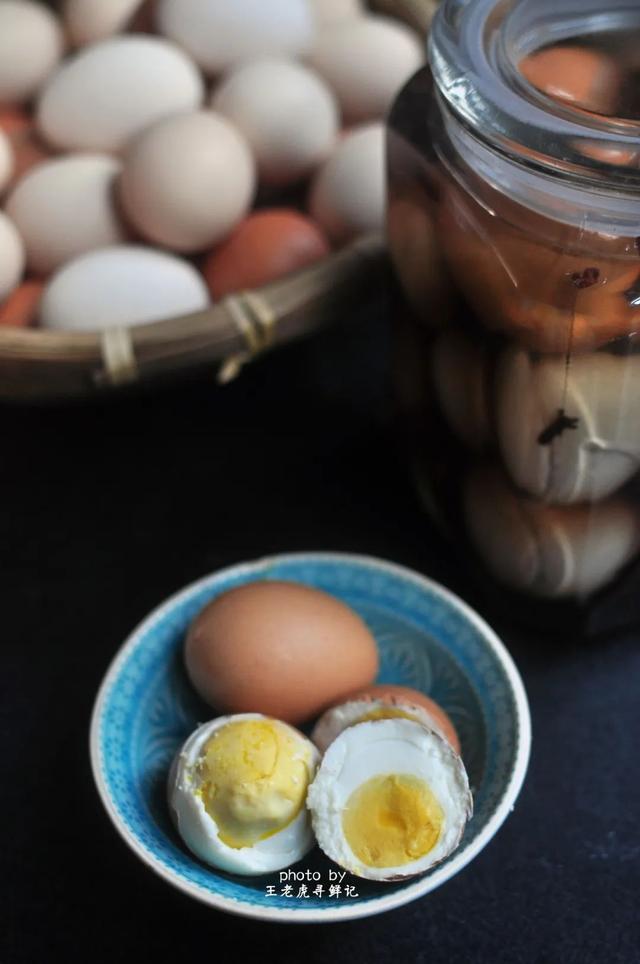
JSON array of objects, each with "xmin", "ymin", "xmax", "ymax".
[{"xmin": 2, "ymin": 309, "xmax": 639, "ymax": 964}]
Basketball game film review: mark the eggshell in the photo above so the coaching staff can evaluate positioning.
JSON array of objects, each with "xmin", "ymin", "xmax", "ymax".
[
  {"xmin": 464, "ymin": 465, "xmax": 640, "ymax": 598},
  {"xmin": 308, "ymin": 0, "xmax": 364, "ymax": 25},
  {"xmin": 203, "ymin": 209, "xmax": 330, "ymax": 298},
  {"xmin": 6, "ymin": 154, "xmax": 127, "ymax": 275},
  {"xmin": 0, "ymin": 128, "xmax": 13, "ymax": 195},
  {"xmin": 430, "ymin": 329, "xmax": 491, "ymax": 451},
  {"xmin": 36, "ymin": 36, "xmax": 204, "ymax": 153},
  {"xmin": 496, "ymin": 349, "xmax": 640, "ymax": 505},
  {"xmin": 64, "ymin": 0, "xmax": 147, "ymax": 46},
  {"xmin": 0, "ymin": 280, "xmax": 43, "ymax": 327},
  {"xmin": 156, "ymin": 0, "xmax": 314, "ymax": 75},
  {"xmin": 119, "ymin": 111, "xmax": 255, "ymax": 253},
  {"xmin": 307, "ymin": 15, "xmax": 424, "ymax": 124},
  {"xmin": 212, "ymin": 58, "xmax": 339, "ymax": 187},
  {"xmin": 0, "ymin": 211, "xmax": 25, "ymax": 302},
  {"xmin": 309, "ymin": 122, "xmax": 386, "ymax": 243},
  {"xmin": 387, "ymin": 192, "xmax": 454, "ymax": 328},
  {"xmin": 39, "ymin": 245, "xmax": 209, "ymax": 331},
  {"xmin": 0, "ymin": 109, "xmax": 51, "ymax": 187},
  {"xmin": 185, "ymin": 581, "xmax": 380, "ymax": 725},
  {"xmin": 339, "ymin": 684, "xmax": 460, "ymax": 754},
  {"xmin": 520, "ymin": 46, "xmax": 622, "ymax": 115},
  {"xmin": 0, "ymin": 1, "xmax": 64, "ymax": 104},
  {"xmin": 440, "ymin": 200, "xmax": 640, "ymax": 353},
  {"xmin": 0, "ymin": 107, "xmax": 31, "ymax": 139}
]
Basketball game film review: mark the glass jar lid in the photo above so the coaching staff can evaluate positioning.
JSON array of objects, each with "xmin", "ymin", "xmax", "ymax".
[{"xmin": 430, "ymin": 0, "xmax": 640, "ymax": 205}]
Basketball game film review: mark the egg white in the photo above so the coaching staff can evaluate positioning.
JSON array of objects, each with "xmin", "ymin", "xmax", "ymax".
[
  {"xmin": 168, "ymin": 713, "xmax": 319, "ymax": 876},
  {"xmin": 311, "ymin": 698, "xmax": 450, "ymax": 754},
  {"xmin": 307, "ymin": 718, "xmax": 472, "ymax": 881}
]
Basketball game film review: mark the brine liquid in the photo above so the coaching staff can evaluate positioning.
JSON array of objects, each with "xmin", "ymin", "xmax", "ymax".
[{"xmin": 388, "ymin": 44, "xmax": 640, "ymax": 635}]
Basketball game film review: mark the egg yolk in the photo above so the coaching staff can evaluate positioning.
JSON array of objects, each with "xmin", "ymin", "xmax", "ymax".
[
  {"xmin": 342, "ymin": 774, "xmax": 444, "ymax": 869},
  {"xmin": 353, "ymin": 707, "xmax": 421, "ymax": 726},
  {"xmin": 197, "ymin": 720, "xmax": 310, "ymax": 849}
]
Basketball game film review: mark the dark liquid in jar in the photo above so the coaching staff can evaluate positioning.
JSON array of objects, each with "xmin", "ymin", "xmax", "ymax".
[{"xmin": 388, "ymin": 31, "xmax": 640, "ymax": 635}]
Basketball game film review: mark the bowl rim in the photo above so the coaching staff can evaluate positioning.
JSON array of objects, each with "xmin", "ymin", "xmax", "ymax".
[{"xmin": 89, "ymin": 551, "xmax": 532, "ymax": 924}]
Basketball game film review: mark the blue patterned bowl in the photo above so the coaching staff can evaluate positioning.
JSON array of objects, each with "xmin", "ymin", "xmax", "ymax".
[{"xmin": 90, "ymin": 553, "xmax": 531, "ymax": 923}]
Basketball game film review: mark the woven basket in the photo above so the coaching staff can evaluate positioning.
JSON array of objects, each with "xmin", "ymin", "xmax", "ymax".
[{"xmin": 0, "ymin": 0, "xmax": 438, "ymax": 400}]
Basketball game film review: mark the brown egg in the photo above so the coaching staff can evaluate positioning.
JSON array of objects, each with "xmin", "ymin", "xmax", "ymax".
[
  {"xmin": 185, "ymin": 581, "xmax": 379, "ymax": 724},
  {"xmin": 202, "ymin": 209, "xmax": 330, "ymax": 299},
  {"xmin": 0, "ymin": 107, "xmax": 51, "ymax": 187},
  {"xmin": 0, "ymin": 281, "xmax": 43, "ymax": 327},
  {"xmin": 341, "ymin": 683, "xmax": 460, "ymax": 754},
  {"xmin": 440, "ymin": 199, "xmax": 640, "ymax": 352},
  {"xmin": 519, "ymin": 46, "xmax": 621, "ymax": 115}
]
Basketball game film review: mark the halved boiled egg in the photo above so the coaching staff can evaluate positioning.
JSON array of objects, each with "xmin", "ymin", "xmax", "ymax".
[
  {"xmin": 307, "ymin": 718, "xmax": 472, "ymax": 881},
  {"xmin": 168, "ymin": 713, "xmax": 319, "ymax": 875},
  {"xmin": 312, "ymin": 694, "xmax": 460, "ymax": 754}
]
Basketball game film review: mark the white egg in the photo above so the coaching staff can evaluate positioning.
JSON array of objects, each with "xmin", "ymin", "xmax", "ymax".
[
  {"xmin": 0, "ymin": 1, "xmax": 64, "ymax": 104},
  {"xmin": 464, "ymin": 465, "xmax": 640, "ymax": 598},
  {"xmin": 6, "ymin": 154, "xmax": 127, "ymax": 275},
  {"xmin": 36, "ymin": 36, "xmax": 204, "ymax": 153},
  {"xmin": 308, "ymin": 0, "xmax": 364, "ymax": 26},
  {"xmin": 0, "ymin": 129, "xmax": 14, "ymax": 196},
  {"xmin": 0, "ymin": 211, "xmax": 25, "ymax": 302},
  {"xmin": 64, "ymin": 0, "xmax": 147, "ymax": 46},
  {"xmin": 312, "ymin": 699, "xmax": 451, "ymax": 755},
  {"xmin": 169, "ymin": 714, "xmax": 319, "ymax": 876},
  {"xmin": 119, "ymin": 111, "xmax": 256, "ymax": 252},
  {"xmin": 307, "ymin": 15, "xmax": 424, "ymax": 123},
  {"xmin": 309, "ymin": 123, "xmax": 386, "ymax": 243},
  {"xmin": 212, "ymin": 58, "xmax": 339, "ymax": 187},
  {"xmin": 431, "ymin": 330, "xmax": 491, "ymax": 451},
  {"xmin": 39, "ymin": 245, "xmax": 209, "ymax": 331},
  {"xmin": 308, "ymin": 718, "xmax": 471, "ymax": 881},
  {"xmin": 497, "ymin": 348, "xmax": 640, "ymax": 504},
  {"xmin": 156, "ymin": 0, "xmax": 314, "ymax": 75}
]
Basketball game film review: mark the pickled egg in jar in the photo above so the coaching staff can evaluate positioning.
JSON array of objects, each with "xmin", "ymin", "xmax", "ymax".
[{"xmin": 387, "ymin": 0, "xmax": 640, "ymax": 633}]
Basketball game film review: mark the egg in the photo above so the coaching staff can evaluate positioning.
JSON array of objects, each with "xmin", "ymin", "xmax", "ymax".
[
  {"xmin": 0, "ymin": 108, "xmax": 51, "ymax": 188},
  {"xmin": 308, "ymin": 0, "xmax": 364, "ymax": 25},
  {"xmin": 312, "ymin": 696, "xmax": 461, "ymax": 756},
  {"xmin": 156, "ymin": 0, "xmax": 314, "ymax": 75},
  {"xmin": 464, "ymin": 465, "xmax": 640, "ymax": 598},
  {"xmin": 212, "ymin": 58, "xmax": 339, "ymax": 187},
  {"xmin": 203, "ymin": 209, "xmax": 330, "ymax": 299},
  {"xmin": 0, "ymin": 128, "xmax": 13, "ymax": 195},
  {"xmin": 520, "ymin": 46, "xmax": 621, "ymax": 116},
  {"xmin": 307, "ymin": 718, "xmax": 472, "ymax": 881},
  {"xmin": 39, "ymin": 245, "xmax": 209, "ymax": 331},
  {"xmin": 0, "ymin": 280, "xmax": 43, "ymax": 327},
  {"xmin": 496, "ymin": 348, "xmax": 640, "ymax": 505},
  {"xmin": 0, "ymin": 1, "xmax": 64, "ymax": 104},
  {"xmin": 439, "ymin": 198, "xmax": 639, "ymax": 353},
  {"xmin": 36, "ymin": 36, "xmax": 204, "ymax": 153},
  {"xmin": 0, "ymin": 107, "xmax": 30, "ymax": 138},
  {"xmin": 64, "ymin": 0, "xmax": 147, "ymax": 46},
  {"xmin": 307, "ymin": 15, "xmax": 424, "ymax": 124},
  {"xmin": 6, "ymin": 154, "xmax": 127, "ymax": 275},
  {"xmin": 328, "ymin": 684, "xmax": 461, "ymax": 753},
  {"xmin": 119, "ymin": 110, "xmax": 255, "ymax": 253},
  {"xmin": 430, "ymin": 329, "xmax": 491, "ymax": 452},
  {"xmin": 0, "ymin": 211, "xmax": 25, "ymax": 302},
  {"xmin": 309, "ymin": 123, "xmax": 386, "ymax": 243},
  {"xmin": 185, "ymin": 581, "xmax": 379, "ymax": 725},
  {"xmin": 169, "ymin": 714, "xmax": 319, "ymax": 875}
]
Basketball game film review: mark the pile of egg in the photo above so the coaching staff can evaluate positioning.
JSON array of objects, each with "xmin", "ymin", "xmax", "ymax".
[
  {"xmin": 169, "ymin": 580, "xmax": 472, "ymax": 880},
  {"xmin": 0, "ymin": 0, "xmax": 425, "ymax": 331}
]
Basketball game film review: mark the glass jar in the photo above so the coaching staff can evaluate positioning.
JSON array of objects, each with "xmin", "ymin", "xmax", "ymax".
[{"xmin": 388, "ymin": 0, "xmax": 640, "ymax": 632}]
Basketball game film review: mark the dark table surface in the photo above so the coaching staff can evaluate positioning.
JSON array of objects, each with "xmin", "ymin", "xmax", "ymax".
[{"xmin": 2, "ymin": 306, "xmax": 639, "ymax": 964}]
